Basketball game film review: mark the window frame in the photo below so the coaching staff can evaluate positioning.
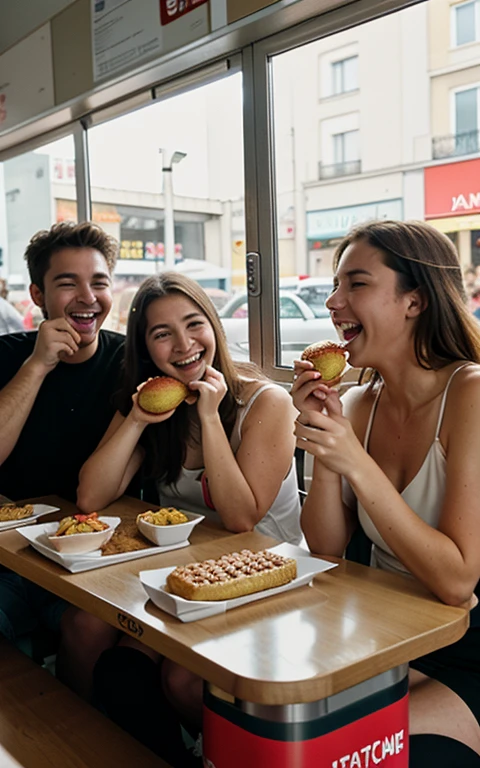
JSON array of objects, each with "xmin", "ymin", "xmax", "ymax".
[
  {"xmin": 250, "ymin": 0, "xmax": 414, "ymax": 380},
  {"xmin": 331, "ymin": 55, "xmax": 359, "ymax": 95},
  {"xmin": 451, "ymin": 0, "xmax": 480, "ymax": 48},
  {"xmin": 451, "ymin": 82, "xmax": 480, "ymax": 133}
]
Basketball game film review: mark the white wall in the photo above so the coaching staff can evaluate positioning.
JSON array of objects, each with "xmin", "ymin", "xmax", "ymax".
[{"xmin": 0, "ymin": 0, "xmax": 76, "ymax": 53}]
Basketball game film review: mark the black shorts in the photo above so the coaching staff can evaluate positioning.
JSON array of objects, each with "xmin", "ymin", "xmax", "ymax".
[{"xmin": 410, "ymin": 627, "xmax": 480, "ymax": 723}]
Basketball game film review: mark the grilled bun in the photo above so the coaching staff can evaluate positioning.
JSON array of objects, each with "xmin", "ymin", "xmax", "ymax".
[
  {"xmin": 301, "ymin": 341, "xmax": 348, "ymax": 386},
  {"xmin": 137, "ymin": 376, "xmax": 189, "ymax": 414}
]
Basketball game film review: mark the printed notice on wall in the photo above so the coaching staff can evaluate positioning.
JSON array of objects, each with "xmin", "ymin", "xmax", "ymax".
[
  {"xmin": 0, "ymin": 24, "xmax": 54, "ymax": 134},
  {"xmin": 92, "ymin": 0, "xmax": 210, "ymax": 82},
  {"xmin": 92, "ymin": 0, "xmax": 163, "ymax": 82}
]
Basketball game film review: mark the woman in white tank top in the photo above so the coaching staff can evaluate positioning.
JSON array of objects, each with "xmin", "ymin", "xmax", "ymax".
[
  {"xmin": 74, "ymin": 272, "xmax": 301, "ymax": 749},
  {"xmin": 293, "ymin": 221, "xmax": 480, "ymax": 763},
  {"xmin": 79, "ymin": 272, "xmax": 301, "ymax": 541}
]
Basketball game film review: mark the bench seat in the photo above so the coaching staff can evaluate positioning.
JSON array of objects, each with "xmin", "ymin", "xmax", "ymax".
[{"xmin": 0, "ymin": 637, "xmax": 169, "ymax": 767}]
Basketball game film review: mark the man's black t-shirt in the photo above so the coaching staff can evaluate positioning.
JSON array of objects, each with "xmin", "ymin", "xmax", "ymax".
[{"xmin": 0, "ymin": 330, "xmax": 125, "ymax": 502}]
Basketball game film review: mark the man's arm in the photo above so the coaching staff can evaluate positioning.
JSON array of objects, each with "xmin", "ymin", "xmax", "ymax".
[{"xmin": 0, "ymin": 320, "xmax": 80, "ymax": 465}]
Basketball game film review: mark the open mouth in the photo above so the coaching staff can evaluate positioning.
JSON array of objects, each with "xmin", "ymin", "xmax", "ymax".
[
  {"xmin": 69, "ymin": 311, "xmax": 99, "ymax": 331},
  {"xmin": 173, "ymin": 351, "xmax": 205, "ymax": 368},
  {"xmin": 337, "ymin": 322, "xmax": 362, "ymax": 343}
]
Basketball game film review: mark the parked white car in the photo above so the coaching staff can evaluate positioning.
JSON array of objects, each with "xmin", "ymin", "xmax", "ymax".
[
  {"xmin": 294, "ymin": 277, "xmax": 334, "ymax": 318},
  {"xmin": 219, "ymin": 290, "xmax": 336, "ymax": 366}
]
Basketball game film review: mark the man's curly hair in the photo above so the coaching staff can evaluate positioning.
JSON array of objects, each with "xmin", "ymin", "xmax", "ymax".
[{"xmin": 24, "ymin": 221, "xmax": 118, "ymax": 291}]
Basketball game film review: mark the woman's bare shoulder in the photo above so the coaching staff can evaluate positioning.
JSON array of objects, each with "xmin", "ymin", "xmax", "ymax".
[
  {"xmin": 239, "ymin": 380, "xmax": 294, "ymax": 430},
  {"xmin": 445, "ymin": 363, "xmax": 480, "ymax": 416}
]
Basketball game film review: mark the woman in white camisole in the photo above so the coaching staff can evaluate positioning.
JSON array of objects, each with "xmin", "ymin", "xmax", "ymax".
[
  {"xmin": 78, "ymin": 272, "xmax": 301, "ymax": 543},
  {"xmin": 293, "ymin": 221, "xmax": 480, "ymax": 766},
  {"xmin": 74, "ymin": 272, "xmax": 302, "ymax": 754}
]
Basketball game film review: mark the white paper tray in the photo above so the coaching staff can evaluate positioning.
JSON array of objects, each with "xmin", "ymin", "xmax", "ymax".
[
  {"xmin": 0, "ymin": 504, "xmax": 60, "ymax": 532},
  {"xmin": 17, "ymin": 518, "xmax": 190, "ymax": 573},
  {"xmin": 140, "ymin": 543, "xmax": 337, "ymax": 622}
]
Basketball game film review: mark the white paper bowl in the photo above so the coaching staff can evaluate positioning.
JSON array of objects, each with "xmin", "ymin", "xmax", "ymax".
[
  {"xmin": 47, "ymin": 516, "xmax": 120, "ymax": 554},
  {"xmin": 136, "ymin": 510, "xmax": 204, "ymax": 547}
]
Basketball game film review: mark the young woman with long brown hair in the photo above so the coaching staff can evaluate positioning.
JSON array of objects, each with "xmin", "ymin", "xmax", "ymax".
[{"xmin": 293, "ymin": 220, "xmax": 480, "ymax": 767}]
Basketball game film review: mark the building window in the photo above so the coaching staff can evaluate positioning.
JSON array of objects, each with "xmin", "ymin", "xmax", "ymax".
[
  {"xmin": 455, "ymin": 87, "xmax": 479, "ymax": 154},
  {"xmin": 452, "ymin": 1, "xmax": 479, "ymax": 46},
  {"xmin": 332, "ymin": 130, "xmax": 360, "ymax": 164},
  {"xmin": 331, "ymin": 56, "xmax": 358, "ymax": 95}
]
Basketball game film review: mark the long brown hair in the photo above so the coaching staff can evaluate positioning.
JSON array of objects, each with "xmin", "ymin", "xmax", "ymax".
[
  {"xmin": 333, "ymin": 220, "xmax": 480, "ymax": 384},
  {"xmin": 118, "ymin": 272, "xmax": 264, "ymax": 484}
]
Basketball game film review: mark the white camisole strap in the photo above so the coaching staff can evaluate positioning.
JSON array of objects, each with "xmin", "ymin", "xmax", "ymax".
[
  {"xmin": 236, "ymin": 383, "xmax": 278, "ymax": 435},
  {"xmin": 363, "ymin": 384, "xmax": 383, "ymax": 450},
  {"xmin": 434, "ymin": 362, "xmax": 472, "ymax": 439}
]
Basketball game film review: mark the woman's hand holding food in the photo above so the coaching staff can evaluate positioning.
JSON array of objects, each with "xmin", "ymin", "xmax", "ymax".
[
  {"xmin": 128, "ymin": 389, "xmax": 176, "ymax": 426},
  {"xmin": 294, "ymin": 400, "xmax": 363, "ymax": 478},
  {"xmin": 189, "ymin": 365, "xmax": 227, "ymax": 422},
  {"xmin": 292, "ymin": 359, "xmax": 343, "ymax": 416}
]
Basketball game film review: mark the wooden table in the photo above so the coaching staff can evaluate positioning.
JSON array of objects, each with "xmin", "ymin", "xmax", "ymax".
[{"xmin": 0, "ymin": 495, "xmax": 469, "ymax": 768}]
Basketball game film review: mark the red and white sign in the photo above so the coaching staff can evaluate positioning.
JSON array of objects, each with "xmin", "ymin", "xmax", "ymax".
[
  {"xmin": 159, "ymin": 0, "xmax": 208, "ymax": 24},
  {"xmin": 203, "ymin": 693, "xmax": 409, "ymax": 768},
  {"xmin": 425, "ymin": 158, "xmax": 480, "ymax": 219}
]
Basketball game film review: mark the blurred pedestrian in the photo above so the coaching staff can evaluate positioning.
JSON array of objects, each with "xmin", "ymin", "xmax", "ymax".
[{"xmin": 0, "ymin": 279, "xmax": 24, "ymax": 334}]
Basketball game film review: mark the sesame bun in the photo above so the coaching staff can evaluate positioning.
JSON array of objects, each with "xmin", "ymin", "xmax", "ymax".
[{"xmin": 301, "ymin": 341, "xmax": 348, "ymax": 386}]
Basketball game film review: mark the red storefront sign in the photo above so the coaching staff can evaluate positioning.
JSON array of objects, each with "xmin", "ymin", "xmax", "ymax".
[
  {"xmin": 424, "ymin": 158, "xmax": 480, "ymax": 219},
  {"xmin": 159, "ymin": 0, "xmax": 208, "ymax": 25}
]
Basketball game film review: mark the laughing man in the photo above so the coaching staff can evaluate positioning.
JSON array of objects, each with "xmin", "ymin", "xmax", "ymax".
[{"xmin": 0, "ymin": 222, "xmax": 125, "ymax": 652}]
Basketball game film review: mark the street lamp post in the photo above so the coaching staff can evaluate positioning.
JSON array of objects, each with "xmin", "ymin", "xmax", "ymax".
[{"xmin": 160, "ymin": 149, "xmax": 187, "ymax": 270}]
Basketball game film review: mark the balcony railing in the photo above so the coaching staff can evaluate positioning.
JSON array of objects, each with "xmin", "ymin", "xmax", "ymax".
[
  {"xmin": 432, "ymin": 130, "xmax": 480, "ymax": 160},
  {"xmin": 318, "ymin": 160, "xmax": 361, "ymax": 180}
]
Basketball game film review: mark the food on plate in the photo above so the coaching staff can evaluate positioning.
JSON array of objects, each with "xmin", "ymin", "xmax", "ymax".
[
  {"xmin": 101, "ymin": 519, "xmax": 152, "ymax": 555},
  {"xmin": 137, "ymin": 508, "xmax": 188, "ymax": 526},
  {"xmin": 0, "ymin": 504, "xmax": 34, "ymax": 522},
  {"xmin": 55, "ymin": 512, "xmax": 109, "ymax": 536},
  {"xmin": 137, "ymin": 376, "xmax": 189, "ymax": 415},
  {"xmin": 166, "ymin": 549, "xmax": 297, "ymax": 601},
  {"xmin": 301, "ymin": 340, "xmax": 348, "ymax": 386}
]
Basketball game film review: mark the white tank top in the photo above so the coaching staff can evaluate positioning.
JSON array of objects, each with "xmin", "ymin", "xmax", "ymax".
[
  {"xmin": 356, "ymin": 365, "xmax": 470, "ymax": 575},
  {"xmin": 157, "ymin": 384, "xmax": 303, "ymax": 545}
]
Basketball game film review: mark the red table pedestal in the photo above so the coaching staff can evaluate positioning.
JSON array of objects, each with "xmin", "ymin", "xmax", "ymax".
[{"xmin": 203, "ymin": 666, "xmax": 409, "ymax": 768}]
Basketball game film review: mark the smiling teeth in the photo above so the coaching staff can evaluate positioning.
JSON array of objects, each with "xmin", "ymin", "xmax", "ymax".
[
  {"xmin": 338, "ymin": 322, "xmax": 358, "ymax": 330},
  {"xmin": 71, "ymin": 312, "xmax": 95, "ymax": 318},
  {"xmin": 175, "ymin": 352, "xmax": 201, "ymax": 366}
]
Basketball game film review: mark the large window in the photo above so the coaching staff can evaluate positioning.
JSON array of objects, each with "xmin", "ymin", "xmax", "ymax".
[
  {"xmin": 455, "ymin": 86, "xmax": 479, "ymax": 154},
  {"xmin": 332, "ymin": 130, "xmax": 360, "ymax": 164},
  {"xmin": 268, "ymin": 4, "xmax": 427, "ymax": 368},
  {"xmin": 0, "ymin": 135, "xmax": 76, "ymax": 327},
  {"xmin": 86, "ymin": 73, "xmax": 244, "ymax": 337},
  {"xmin": 452, "ymin": 1, "xmax": 479, "ymax": 46},
  {"xmin": 331, "ymin": 55, "xmax": 358, "ymax": 95}
]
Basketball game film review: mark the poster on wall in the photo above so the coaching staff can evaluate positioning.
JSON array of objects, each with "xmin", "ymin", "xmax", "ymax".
[
  {"xmin": 92, "ymin": 0, "xmax": 210, "ymax": 83},
  {"xmin": 92, "ymin": 0, "xmax": 163, "ymax": 82},
  {"xmin": 0, "ymin": 25, "xmax": 55, "ymax": 134}
]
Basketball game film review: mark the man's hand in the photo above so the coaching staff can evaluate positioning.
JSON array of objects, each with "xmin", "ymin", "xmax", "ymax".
[{"xmin": 30, "ymin": 319, "xmax": 81, "ymax": 371}]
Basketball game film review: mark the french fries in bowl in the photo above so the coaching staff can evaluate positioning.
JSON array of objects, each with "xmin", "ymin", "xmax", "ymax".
[{"xmin": 136, "ymin": 507, "xmax": 204, "ymax": 546}]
